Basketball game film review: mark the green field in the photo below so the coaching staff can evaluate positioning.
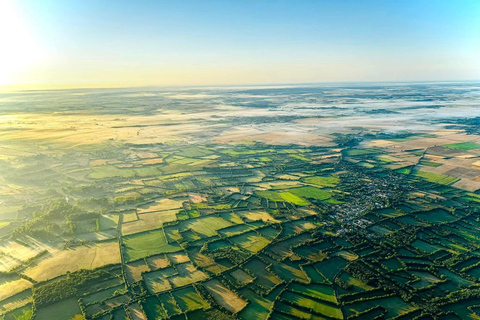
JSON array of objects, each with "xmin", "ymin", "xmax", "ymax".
[
  {"xmin": 230, "ymin": 232, "xmax": 270, "ymax": 253},
  {"xmin": 419, "ymin": 160, "xmax": 442, "ymax": 167},
  {"xmin": 289, "ymin": 186, "xmax": 331, "ymax": 201},
  {"xmin": 90, "ymin": 165, "xmax": 135, "ymax": 179},
  {"xmin": 172, "ymin": 286, "xmax": 209, "ymax": 312},
  {"xmin": 443, "ymin": 141, "xmax": 480, "ymax": 150},
  {"xmin": 176, "ymin": 146, "xmax": 214, "ymax": 157},
  {"xmin": 411, "ymin": 240, "xmax": 443, "ymax": 253},
  {"xmin": 159, "ymin": 293, "xmax": 182, "ymax": 317},
  {"xmin": 303, "ymin": 266, "xmax": 328, "ymax": 283},
  {"xmin": 315, "ymin": 257, "xmax": 347, "ymax": 283},
  {"xmin": 0, "ymin": 221, "xmax": 11, "ymax": 230},
  {"xmin": 243, "ymin": 258, "xmax": 282, "ymax": 289},
  {"xmin": 143, "ymin": 267, "xmax": 176, "ymax": 293},
  {"xmin": 239, "ymin": 288, "xmax": 277, "ymax": 320},
  {"xmin": 303, "ymin": 175, "xmax": 340, "ymax": 187},
  {"xmin": 416, "ymin": 209, "xmax": 457, "ymax": 224},
  {"xmin": 413, "ymin": 170, "xmax": 459, "ymax": 185},
  {"xmin": 2, "ymin": 304, "xmax": 33, "ymax": 320},
  {"xmin": 256, "ymin": 190, "xmax": 310, "ymax": 205},
  {"xmin": 36, "ymin": 298, "xmax": 82, "ymax": 320},
  {"xmin": 112, "ymin": 307, "xmax": 129, "ymax": 320},
  {"xmin": 98, "ymin": 214, "xmax": 119, "ymax": 230},
  {"xmin": 256, "ymin": 190, "xmax": 284, "ymax": 202},
  {"xmin": 274, "ymin": 302, "xmax": 328, "ymax": 320},
  {"xmin": 123, "ymin": 229, "xmax": 181, "ymax": 262},
  {"xmin": 345, "ymin": 148, "xmax": 382, "ymax": 156},
  {"xmin": 181, "ymin": 216, "xmax": 233, "ymax": 237},
  {"xmin": 143, "ymin": 296, "xmax": 167, "ymax": 320},
  {"xmin": 368, "ymin": 225, "xmax": 392, "ymax": 235},
  {"xmin": 396, "ymin": 167, "xmax": 412, "ymax": 174},
  {"xmin": 344, "ymin": 296, "xmax": 416, "ymax": 318},
  {"xmin": 218, "ymin": 224, "xmax": 256, "ymax": 237},
  {"xmin": 281, "ymin": 291, "xmax": 342, "ymax": 319},
  {"xmin": 337, "ymin": 272, "xmax": 373, "ymax": 295},
  {"xmin": 279, "ymin": 192, "xmax": 310, "ymax": 206},
  {"xmin": 169, "ymin": 263, "xmax": 208, "ymax": 287},
  {"xmin": 288, "ymin": 283, "xmax": 337, "ymax": 303},
  {"xmin": 82, "ymin": 284, "xmax": 125, "ymax": 305},
  {"xmin": 411, "ymin": 271, "xmax": 442, "ymax": 289}
]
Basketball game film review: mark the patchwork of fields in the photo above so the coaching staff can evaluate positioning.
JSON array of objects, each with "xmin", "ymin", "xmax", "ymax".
[{"xmin": 2, "ymin": 84, "xmax": 480, "ymax": 320}]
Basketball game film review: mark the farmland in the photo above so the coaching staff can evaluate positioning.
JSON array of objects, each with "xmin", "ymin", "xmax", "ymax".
[{"xmin": 1, "ymin": 83, "xmax": 480, "ymax": 319}]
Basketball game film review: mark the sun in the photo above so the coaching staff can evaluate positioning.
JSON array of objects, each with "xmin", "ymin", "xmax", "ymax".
[{"xmin": 0, "ymin": 0, "xmax": 44, "ymax": 85}]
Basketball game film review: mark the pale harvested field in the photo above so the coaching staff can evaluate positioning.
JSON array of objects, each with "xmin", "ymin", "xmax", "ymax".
[
  {"xmin": 0, "ymin": 112, "xmax": 213, "ymax": 147},
  {"xmin": 238, "ymin": 210, "xmax": 278, "ymax": 223},
  {"xmin": 424, "ymin": 154, "xmax": 446, "ymax": 160},
  {"xmin": 90, "ymin": 159, "xmax": 108, "ymax": 166},
  {"xmin": 243, "ymin": 170, "xmax": 265, "ymax": 183},
  {"xmin": 203, "ymin": 279, "xmax": 247, "ymax": 313},
  {"xmin": 147, "ymin": 254, "xmax": 170, "ymax": 270},
  {"xmin": 24, "ymin": 241, "xmax": 121, "ymax": 282},
  {"xmin": 415, "ymin": 156, "xmax": 480, "ymax": 191},
  {"xmin": 0, "ymin": 290, "xmax": 32, "ymax": 314},
  {"xmin": 0, "ymin": 254, "xmax": 20, "ymax": 272},
  {"xmin": 143, "ymin": 273, "xmax": 172, "ymax": 293},
  {"xmin": 169, "ymin": 263, "xmax": 208, "ymax": 287},
  {"xmin": 137, "ymin": 198, "xmax": 185, "ymax": 214},
  {"xmin": 137, "ymin": 158, "xmax": 163, "ymax": 165},
  {"xmin": 364, "ymin": 130, "xmax": 473, "ymax": 151},
  {"xmin": 122, "ymin": 210, "xmax": 138, "ymax": 222},
  {"xmin": 74, "ymin": 229, "xmax": 118, "ymax": 242},
  {"xmin": 128, "ymin": 303, "xmax": 147, "ymax": 320},
  {"xmin": 215, "ymin": 127, "xmax": 333, "ymax": 146},
  {"xmin": 126, "ymin": 260, "xmax": 151, "ymax": 284},
  {"xmin": 137, "ymin": 152, "xmax": 159, "ymax": 159},
  {"xmin": 122, "ymin": 210, "xmax": 178, "ymax": 235},
  {"xmin": 358, "ymin": 129, "xmax": 480, "ymax": 192},
  {"xmin": 0, "ymin": 236, "xmax": 53, "ymax": 272},
  {"xmin": 256, "ymin": 180, "xmax": 303, "ymax": 189},
  {"xmin": 276, "ymin": 174, "xmax": 301, "ymax": 180},
  {"xmin": 0, "ymin": 275, "xmax": 32, "ymax": 301},
  {"xmin": 188, "ymin": 193, "xmax": 208, "ymax": 203},
  {"xmin": 167, "ymin": 252, "xmax": 190, "ymax": 264},
  {"xmin": 452, "ymin": 179, "xmax": 480, "ymax": 192},
  {"xmin": 0, "ymin": 238, "xmax": 46, "ymax": 262}
]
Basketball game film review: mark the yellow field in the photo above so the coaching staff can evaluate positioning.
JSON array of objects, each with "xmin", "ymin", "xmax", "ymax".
[
  {"xmin": 203, "ymin": 279, "xmax": 247, "ymax": 313},
  {"xmin": 238, "ymin": 210, "xmax": 279, "ymax": 223},
  {"xmin": 23, "ymin": 241, "xmax": 121, "ymax": 281},
  {"xmin": 0, "ymin": 275, "xmax": 32, "ymax": 301},
  {"xmin": 128, "ymin": 302, "xmax": 148, "ymax": 320},
  {"xmin": 126, "ymin": 261, "xmax": 151, "ymax": 284},
  {"xmin": 167, "ymin": 252, "xmax": 190, "ymax": 264},
  {"xmin": 146, "ymin": 254, "xmax": 170, "ymax": 270},
  {"xmin": 122, "ymin": 210, "xmax": 179, "ymax": 235},
  {"xmin": 137, "ymin": 198, "xmax": 186, "ymax": 214}
]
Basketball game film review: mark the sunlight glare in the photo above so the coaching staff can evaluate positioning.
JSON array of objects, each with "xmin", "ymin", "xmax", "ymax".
[{"xmin": 0, "ymin": 0, "xmax": 44, "ymax": 85}]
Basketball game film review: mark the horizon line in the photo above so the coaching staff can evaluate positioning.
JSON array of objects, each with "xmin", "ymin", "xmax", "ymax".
[{"xmin": 1, "ymin": 78, "xmax": 479, "ymax": 93}]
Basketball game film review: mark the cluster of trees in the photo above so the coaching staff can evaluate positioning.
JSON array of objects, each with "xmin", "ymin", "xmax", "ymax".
[
  {"xmin": 114, "ymin": 193, "xmax": 142, "ymax": 205},
  {"xmin": 206, "ymin": 247, "xmax": 245, "ymax": 265},
  {"xmin": 33, "ymin": 267, "xmax": 117, "ymax": 307},
  {"xmin": 333, "ymin": 133, "xmax": 362, "ymax": 148},
  {"xmin": 442, "ymin": 116, "xmax": 480, "ymax": 135},
  {"xmin": 10, "ymin": 199, "xmax": 103, "ymax": 237}
]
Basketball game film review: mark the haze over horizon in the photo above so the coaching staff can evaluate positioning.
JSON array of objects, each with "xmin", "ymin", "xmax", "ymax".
[{"xmin": 1, "ymin": 0, "xmax": 479, "ymax": 90}]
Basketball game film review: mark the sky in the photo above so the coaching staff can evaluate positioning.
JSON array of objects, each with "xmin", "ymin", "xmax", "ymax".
[{"xmin": 0, "ymin": 0, "xmax": 479, "ymax": 89}]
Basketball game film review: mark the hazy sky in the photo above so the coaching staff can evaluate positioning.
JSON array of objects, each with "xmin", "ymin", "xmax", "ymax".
[{"xmin": 1, "ymin": 0, "xmax": 479, "ymax": 88}]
